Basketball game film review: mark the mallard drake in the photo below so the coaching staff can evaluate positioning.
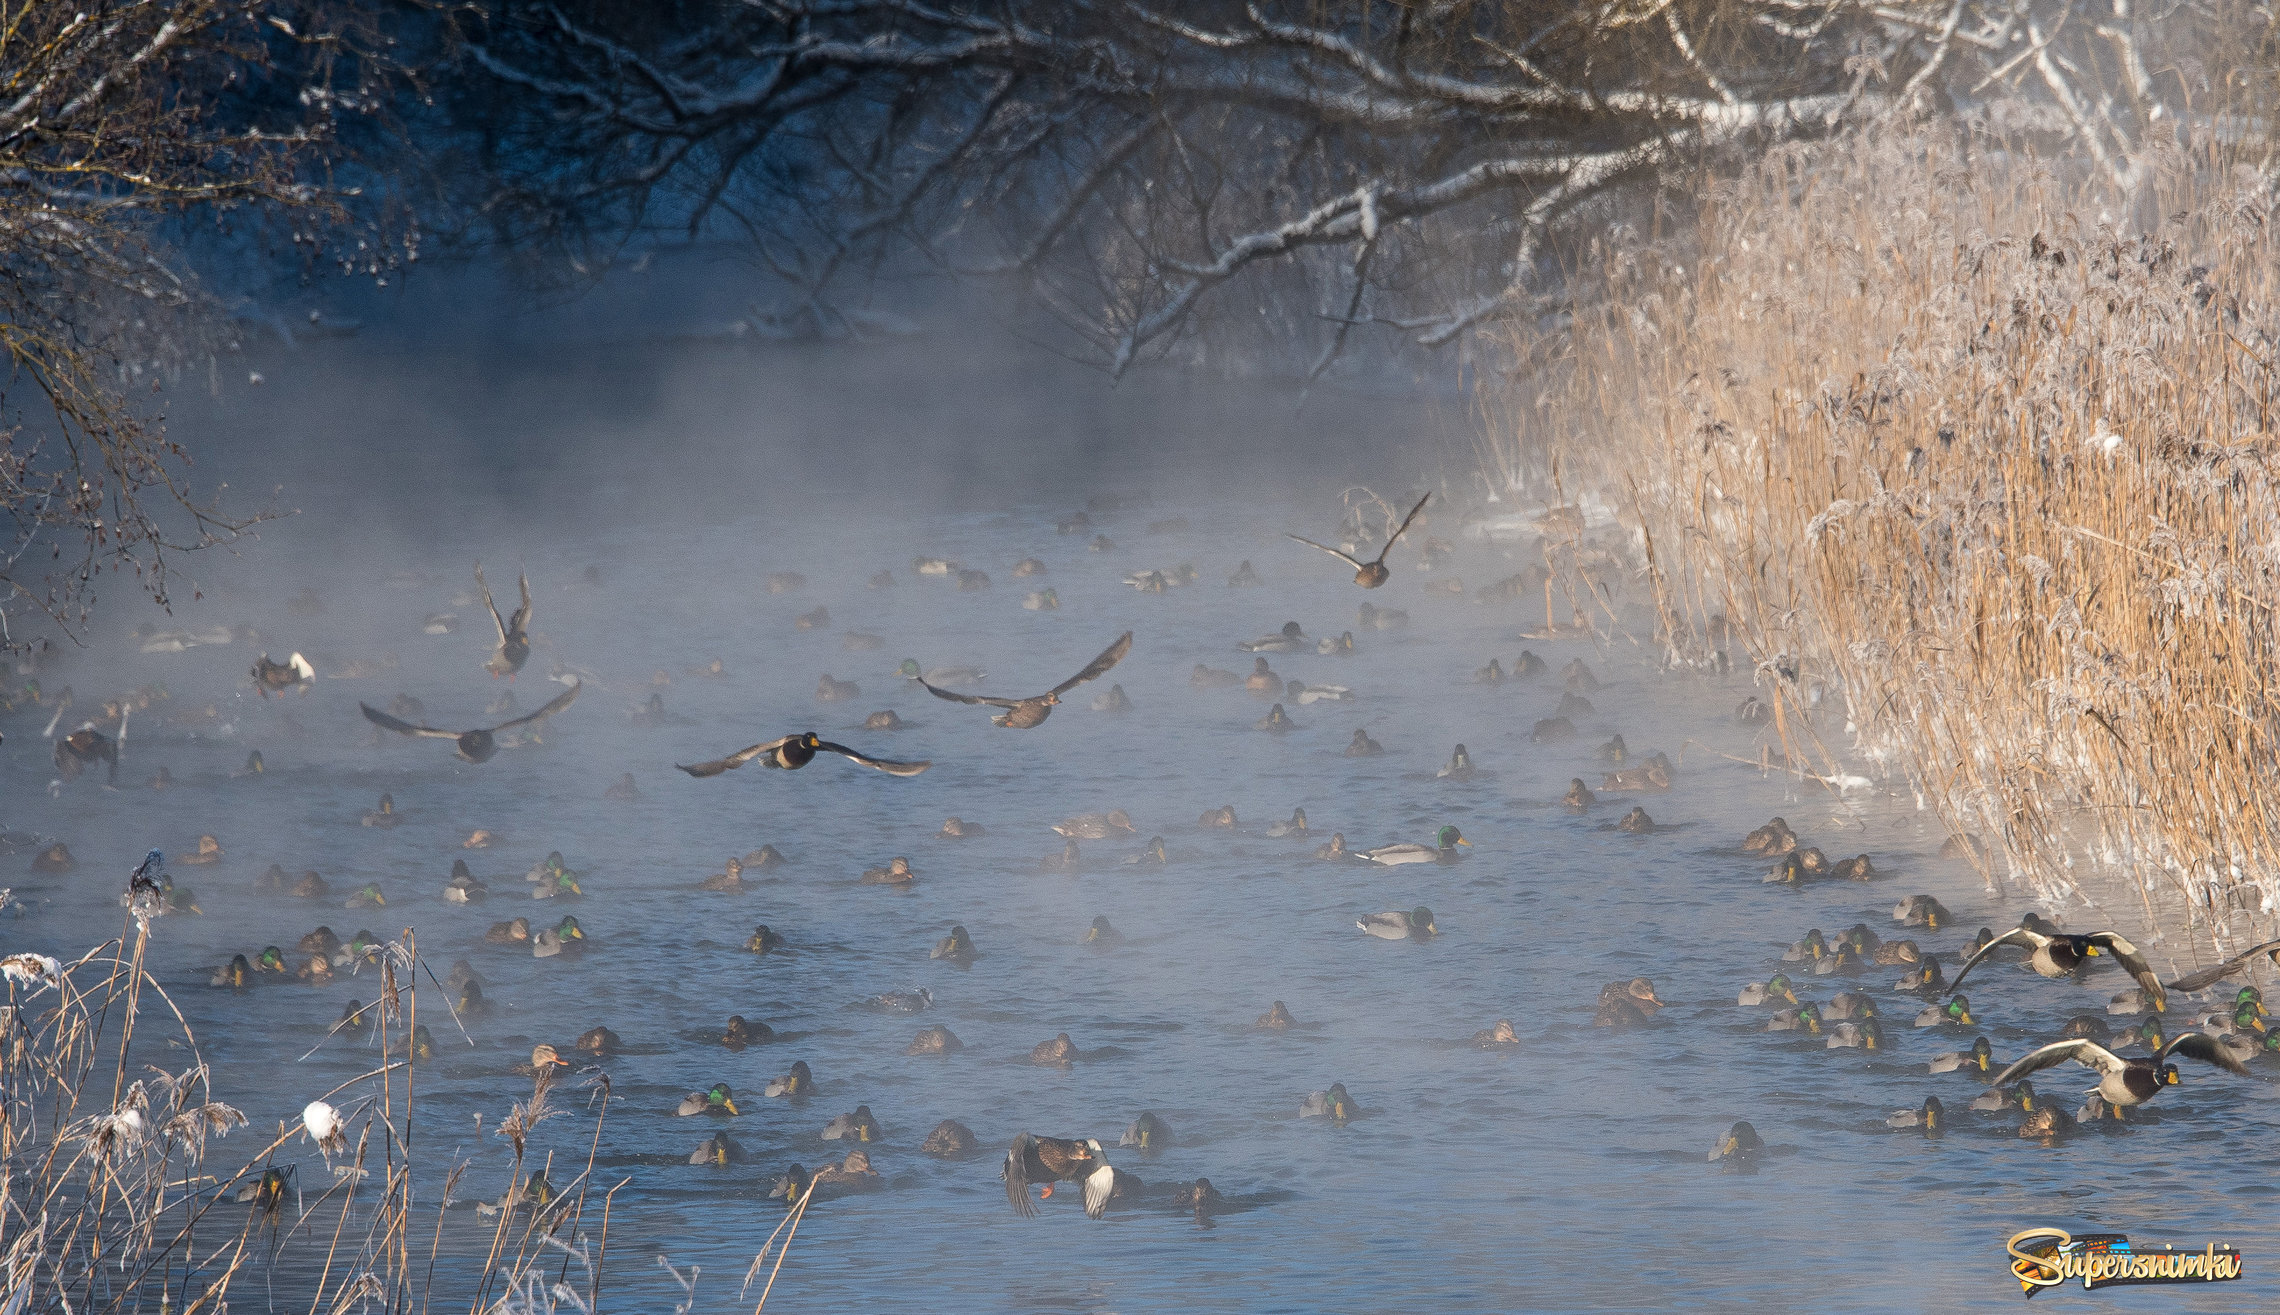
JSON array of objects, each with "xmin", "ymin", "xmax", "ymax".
[
  {"xmin": 1950, "ymin": 917, "xmax": 2165, "ymax": 1009},
  {"xmin": 1197, "ymin": 805, "xmax": 1237, "ymax": 828},
  {"xmin": 1886, "ymin": 1095, "xmax": 1944, "ymax": 1133},
  {"xmin": 1344, "ymin": 729, "xmax": 1384, "ymax": 756},
  {"xmin": 455, "ymin": 979, "xmax": 489, "ymax": 1017},
  {"xmin": 485, "ymin": 917, "xmax": 531, "ymax": 945},
  {"xmin": 1358, "ymin": 907, "xmax": 1436, "ymax": 939},
  {"xmin": 1738, "ymin": 975, "xmax": 1798, "ymax": 1007},
  {"xmin": 360, "ymin": 794, "xmax": 400, "ymax": 829},
  {"xmin": 677, "ymin": 1083, "xmax": 740, "ymax": 1117},
  {"xmin": 1317, "ymin": 631, "xmax": 1356, "ymax": 656},
  {"xmin": 360, "ymin": 680, "xmax": 581, "ymax": 764},
  {"xmin": 209, "ymin": 954, "xmax": 253, "ymax": 989},
  {"xmin": 1826, "ymin": 1018, "xmax": 1886, "ymax": 1050},
  {"xmin": 444, "ymin": 959, "xmax": 481, "ymax": 993},
  {"xmin": 1930, "ymin": 1036, "xmax": 1994, "ymax": 1076},
  {"xmin": 1090, "ymin": 683, "xmax": 1131, "ymax": 712},
  {"xmin": 1472, "ymin": 1019, "xmax": 1522, "ymax": 1047},
  {"xmin": 1992, "ymin": 1032, "xmax": 2249, "ymax": 1114},
  {"xmin": 1298, "ymin": 1083, "xmax": 1357, "ymax": 1121},
  {"xmin": 1601, "ymin": 754, "xmax": 1673, "ymax": 792},
  {"xmin": 1615, "ymin": 807, "xmax": 1654, "ymax": 834},
  {"xmin": 1763, "ymin": 849, "xmax": 1832, "ymax": 884},
  {"xmin": 235, "ymin": 750, "xmax": 266, "ymax": 778},
  {"xmin": 764, "ymin": 1061, "xmax": 814, "ymax": 1099},
  {"xmin": 1766, "ymin": 1003, "xmax": 1822, "ymax": 1033},
  {"xmin": 822, "ymin": 1105, "xmax": 883, "ymax": 1142},
  {"xmin": 1002, "ymin": 1133, "xmax": 1110, "ymax": 1217},
  {"xmin": 1913, "ymin": 994, "xmax": 1975, "ymax": 1029},
  {"xmin": 873, "ymin": 986, "xmax": 933, "ymax": 1013},
  {"xmin": 1474, "ymin": 658, "xmax": 1505, "ymax": 685},
  {"xmin": 918, "ymin": 633, "xmax": 1129, "ymax": 729},
  {"xmin": 924, "ymin": 1120, "xmax": 977, "ymax": 1155},
  {"xmin": 745, "ymin": 924, "xmax": 785, "ymax": 954},
  {"xmin": 2106, "ymin": 987, "xmax": 2159, "ymax": 1016},
  {"xmin": 1436, "ymin": 744, "xmax": 1476, "ymax": 780},
  {"xmin": 1040, "ymin": 838, "xmax": 1083, "ymax": 872},
  {"xmin": 1824, "ymin": 992, "xmax": 1877, "ymax": 1021},
  {"xmin": 1893, "ymin": 894, "xmax": 1952, "ymax": 928},
  {"xmin": 677, "ymin": 731, "xmax": 928, "ymax": 778},
  {"xmin": 1356, "ymin": 826, "xmax": 1469, "ymax": 866},
  {"xmin": 444, "ymin": 861, "xmax": 489, "ymax": 903},
  {"xmin": 1285, "ymin": 679, "xmax": 1354, "ymax": 704},
  {"xmin": 1083, "ymin": 915, "xmax": 1120, "ymax": 945},
  {"xmin": 531, "ymin": 869, "xmax": 582, "ymax": 900},
  {"xmin": 1057, "ymin": 810, "xmax": 1136, "ymax": 840},
  {"xmin": 1238, "ymin": 622, "xmax": 1309, "ymax": 653},
  {"xmin": 2113, "ymin": 1015, "xmax": 2166, "ymax": 1052},
  {"xmin": 1896, "ymin": 958, "xmax": 1949, "ymax": 994},
  {"xmin": 2162, "ymin": 939, "xmax": 2280, "ymax": 992},
  {"xmin": 861, "ymin": 710, "xmax": 907, "ymax": 731},
  {"xmin": 253, "ymin": 946, "xmax": 289, "ymax": 976},
  {"xmin": 1783, "ymin": 929, "xmax": 1829, "ymax": 964},
  {"xmin": 1192, "ymin": 664, "xmax": 1244, "ymax": 689},
  {"xmin": 1228, "ymin": 560, "xmax": 1262, "ymax": 587},
  {"xmin": 1266, "ymin": 808, "xmax": 1308, "ymax": 837},
  {"xmin": 907, "ymin": 1025, "xmax": 962, "ymax": 1055},
  {"xmin": 697, "ymin": 858, "xmax": 746, "ymax": 893},
  {"xmin": 938, "ymin": 817, "xmax": 985, "ymax": 839},
  {"xmin": 1741, "ymin": 817, "xmax": 1796, "ymax": 855},
  {"xmin": 723, "ymin": 1015, "xmax": 774, "ymax": 1047},
  {"xmin": 1254, "ymin": 703, "xmax": 1300, "ymax": 731},
  {"xmin": 345, "ymin": 883, "xmax": 386, "ymax": 910},
  {"xmin": 689, "ymin": 1133, "xmax": 745, "ymax": 1166},
  {"xmin": 931, "ymin": 925, "xmax": 977, "ymax": 962},
  {"xmin": 534, "ymin": 916, "xmax": 584, "ymax": 957},
  {"xmin": 1708, "ymin": 1121, "xmax": 1763, "ymax": 1163},
  {"xmin": 1123, "ymin": 836, "xmax": 1169, "ymax": 865},
  {"xmin": 860, "ymin": 857, "xmax": 917, "ymax": 886},
  {"xmin": 1120, "ymin": 1112, "xmax": 1172, "ymax": 1150},
  {"xmin": 1031, "ymin": 1033, "xmax": 1078, "ymax": 1065},
  {"xmin": 1561, "ymin": 779, "xmax": 1596, "ymax": 811},
  {"xmin": 1287, "ymin": 492, "xmax": 1430, "ymax": 588}
]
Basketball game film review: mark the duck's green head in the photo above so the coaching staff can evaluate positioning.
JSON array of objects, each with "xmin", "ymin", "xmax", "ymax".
[
  {"xmin": 898, "ymin": 659, "xmax": 922, "ymax": 678},
  {"xmin": 1798, "ymin": 1002, "xmax": 1822, "ymax": 1034},
  {"xmin": 1920, "ymin": 1096, "xmax": 1944, "ymax": 1129},
  {"xmin": 1968, "ymin": 1035, "xmax": 1992, "ymax": 1069},
  {"xmin": 2231, "ymin": 1001, "xmax": 2267, "ymax": 1034},
  {"xmin": 1905, "ymin": 961, "xmax": 1938, "ymax": 989},
  {"xmin": 355, "ymin": 883, "xmax": 384, "ymax": 905},
  {"xmin": 412, "ymin": 1023, "xmax": 436, "ymax": 1061},
  {"xmin": 1436, "ymin": 826, "xmax": 1470, "ymax": 850},
  {"xmin": 1860, "ymin": 1018, "xmax": 1885, "ymax": 1050},
  {"xmin": 704, "ymin": 1082, "xmax": 738, "ymax": 1114},
  {"xmin": 1411, "ymin": 906, "xmax": 1437, "ymax": 933},
  {"xmin": 2262, "ymin": 1031, "xmax": 2280, "ymax": 1055},
  {"xmin": 1768, "ymin": 973, "xmax": 1796, "ymax": 1004},
  {"xmin": 1326, "ymin": 1083, "xmax": 1354, "ymax": 1119},
  {"xmin": 258, "ymin": 946, "xmax": 286, "ymax": 972},
  {"xmin": 523, "ymin": 1171, "xmax": 555, "ymax": 1206},
  {"xmin": 1852, "ymin": 997, "xmax": 1879, "ymax": 1020},
  {"xmin": 1945, "ymin": 995, "xmax": 1973, "ymax": 1025},
  {"xmin": 786, "ymin": 1060, "xmax": 813, "ymax": 1094},
  {"xmin": 1085, "ymin": 915, "xmax": 1114, "ymax": 942},
  {"xmin": 2015, "ymin": 1080, "xmax": 2038, "ymax": 1110},
  {"xmin": 2238, "ymin": 986, "xmax": 2268, "ymax": 1016},
  {"xmin": 1044, "ymin": 588, "xmax": 1059, "ymax": 604},
  {"xmin": 2139, "ymin": 1017, "xmax": 2166, "ymax": 1051},
  {"xmin": 551, "ymin": 872, "xmax": 583, "ymax": 896},
  {"xmin": 556, "ymin": 915, "xmax": 584, "ymax": 940},
  {"xmin": 347, "ymin": 931, "xmax": 379, "ymax": 957}
]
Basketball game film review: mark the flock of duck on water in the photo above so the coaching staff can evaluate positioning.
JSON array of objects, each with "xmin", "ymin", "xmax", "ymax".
[{"xmin": 23, "ymin": 487, "xmax": 2280, "ymax": 1218}]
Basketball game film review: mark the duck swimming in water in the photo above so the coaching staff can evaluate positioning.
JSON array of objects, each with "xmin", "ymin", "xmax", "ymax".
[
  {"xmin": 1083, "ymin": 915, "xmax": 1120, "ymax": 945},
  {"xmin": 1356, "ymin": 826, "xmax": 1469, "ymax": 866},
  {"xmin": 1286, "ymin": 492, "xmax": 1431, "ymax": 589},
  {"xmin": 1893, "ymin": 894, "xmax": 1952, "ymax": 928},
  {"xmin": 861, "ymin": 857, "xmax": 917, "ymax": 886},
  {"xmin": 473, "ymin": 564, "xmax": 533, "ymax": 678},
  {"xmin": 1266, "ymin": 808, "xmax": 1308, "ymax": 838},
  {"xmin": 1472, "ymin": 1019, "xmax": 1522, "ymax": 1047},
  {"xmin": 677, "ymin": 731, "xmax": 929, "ymax": 778},
  {"xmin": 359, "ymin": 680, "xmax": 581, "ymax": 764},
  {"xmin": 1561, "ymin": 779, "xmax": 1596, "ymax": 810},
  {"xmin": 822, "ymin": 1106, "xmax": 883, "ymax": 1142},
  {"xmin": 1436, "ymin": 745, "xmax": 1475, "ymax": 781},
  {"xmin": 1314, "ymin": 833, "xmax": 1353, "ymax": 861},
  {"xmin": 917, "ymin": 633, "xmax": 1131, "ymax": 729},
  {"xmin": 937, "ymin": 817, "xmax": 983, "ymax": 839},
  {"xmin": 1357, "ymin": 907, "xmax": 1436, "ymax": 940},
  {"xmin": 931, "ymin": 925, "xmax": 976, "ymax": 962},
  {"xmin": 1930, "ymin": 1036, "xmax": 1994, "ymax": 1076},
  {"xmin": 1243, "ymin": 657, "xmax": 1283, "ymax": 695},
  {"xmin": 1254, "ymin": 703, "xmax": 1299, "ymax": 731},
  {"xmin": 908, "ymin": 1025, "xmax": 962, "ymax": 1054},
  {"xmin": 764, "ymin": 1061, "xmax": 814, "ymax": 1099},
  {"xmin": 1258, "ymin": 1000, "xmax": 1296, "ymax": 1029},
  {"xmin": 676, "ymin": 1083, "xmax": 739, "ymax": 1117},
  {"xmin": 1738, "ymin": 975, "xmax": 1798, "ymax": 1007},
  {"xmin": 1344, "ymin": 729, "xmax": 1384, "ymax": 757},
  {"xmin": 1238, "ymin": 622, "xmax": 1309, "ymax": 653},
  {"xmin": 1299, "ymin": 1083, "xmax": 1357, "ymax": 1121},
  {"xmin": 1708, "ymin": 1121, "xmax": 1762, "ymax": 1163},
  {"xmin": 1741, "ymin": 817, "xmax": 1796, "ymax": 855},
  {"xmin": 1197, "ymin": 805, "xmax": 1237, "ymax": 829},
  {"xmin": 1056, "ymin": 810, "xmax": 1135, "ymax": 840}
]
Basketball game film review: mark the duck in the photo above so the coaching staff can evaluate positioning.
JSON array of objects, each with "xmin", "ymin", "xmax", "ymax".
[
  {"xmin": 1741, "ymin": 818, "xmax": 1796, "ymax": 855},
  {"xmin": 723, "ymin": 1016, "xmax": 774, "ymax": 1047},
  {"xmin": 1344, "ymin": 729, "xmax": 1384, "ymax": 757},
  {"xmin": 1893, "ymin": 894, "xmax": 1952, "ymax": 928},
  {"xmin": 1357, "ymin": 907, "xmax": 1436, "ymax": 940},
  {"xmin": 360, "ymin": 794, "xmax": 401, "ymax": 828},
  {"xmin": 574, "ymin": 1026, "xmax": 621, "ymax": 1055},
  {"xmin": 1356, "ymin": 601, "xmax": 1409, "ymax": 629},
  {"xmin": 1083, "ymin": 915, "xmax": 1121, "ymax": 945},
  {"xmin": 815, "ymin": 675, "xmax": 861, "ymax": 702},
  {"xmin": 1872, "ymin": 938, "xmax": 1923, "ymax": 967},
  {"xmin": 1886, "ymin": 1096, "xmax": 1944, "ymax": 1133},
  {"xmin": 1601, "ymin": 754, "xmax": 1673, "ymax": 792},
  {"xmin": 1012, "ymin": 557, "xmax": 1048, "ymax": 578},
  {"xmin": 1258, "ymin": 1001, "xmax": 1296, "ymax": 1029},
  {"xmin": 955, "ymin": 569, "xmax": 991, "ymax": 591},
  {"xmin": 209, "ymin": 954, "xmax": 253, "ymax": 989},
  {"xmin": 1266, "ymin": 808, "xmax": 1308, "ymax": 838},
  {"xmin": 1556, "ymin": 691, "xmax": 1596, "ymax": 719},
  {"xmin": 1708, "ymin": 1122, "xmax": 1762, "ymax": 1163},
  {"xmin": 298, "ymin": 926, "xmax": 343, "ymax": 957},
  {"xmin": 1529, "ymin": 717, "xmax": 1574, "ymax": 742},
  {"xmin": 1615, "ymin": 807, "xmax": 1654, "ymax": 834},
  {"xmin": 1286, "ymin": 492, "xmax": 1430, "ymax": 588},
  {"xmin": 1002, "ymin": 1133, "xmax": 1111, "ymax": 1217},
  {"xmin": 344, "ymin": 883, "xmax": 386, "ymax": 910},
  {"xmin": 1562, "ymin": 658, "xmax": 1600, "ymax": 692},
  {"xmin": 860, "ymin": 857, "xmax": 917, "ymax": 886},
  {"xmin": 1298, "ymin": 1083, "xmax": 1357, "ymax": 1121},
  {"xmin": 531, "ymin": 868, "xmax": 582, "ymax": 900},
  {"xmin": 873, "ymin": 986, "xmax": 933, "ymax": 1013},
  {"xmin": 511, "ymin": 1044, "xmax": 572, "ymax": 1077},
  {"xmin": 1228, "ymin": 560, "xmax": 1262, "ymax": 587},
  {"xmin": 924, "ymin": 1120, "xmax": 978, "ymax": 1155},
  {"xmin": 1595, "ymin": 997, "xmax": 1653, "ymax": 1028},
  {"xmin": 676, "ymin": 1084, "xmax": 740, "ymax": 1117},
  {"xmin": 1090, "ymin": 683, "xmax": 1131, "ymax": 712},
  {"xmin": 533, "ymin": 917, "xmax": 584, "ymax": 958},
  {"xmin": 250, "ymin": 651, "xmax": 316, "ymax": 697},
  {"xmin": 1056, "ymin": 810, "xmax": 1136, "ymax": 840},
  {"xmin": 1191, "ymin": 664, "xmax": 1244, "ymax": 689},
  {"xmin": 485, "ymin": 917, "xmax": 532, "ymax": 945},
  {"xmin": 676, "ymin": 730, "xmax": 928, "ymax": 778},
  {"xmin": 291, "ymin": 871, "xmax": 331, "ymax": 900},
  {"xmin": 1030, "ymin": 1033, "xmax": 1079, "ymax": 1066},
  {"xmin": 360, "ymin": 681, "xmax": 581, "ymax": 762},
  {"xmin": 698, "ymin": 858, "xmax": 747, "ymax": 893},
  {"xmin": 1823, "ymin": 992, "xmax": 1877, "ymax": 1021},
  {"xmin": 1763, "ymin": 848, "xmax": 1834, "ymax": 885},
  {"xmin": 1598, "ymin": 735, "xmax": 1628, "ymax": 763},
  {"xmin": 1950, "ymin": 917, "xmax": 2165, "ymax": 1009},
  {"xmin": 1243, "ymin": 657, "xmax": 1283, "ymax": 694},
  {"xmin": 1284, "ymin": 679, "xmax": 1354, "ymax": 704},
  {"xmin": 2061, "ymin": 1014, "xmax": 2114, "ymax": 1044},
  {"xmin": 2161, "ymin": 940, "xmax": 2280, "ymax": 993},
  {"xmin": 861, "ymin": 710, "xmax": 907, "ymax": 731},
  {"xmin": 1930, "ymin": 1036, "xmax": 1995, "ymax": 1076},
  {"xmin": 1474, "ymin": 658, "xmax": 1505, "ymax": 685},
  {"xmin": 1830, "ymin": 854, "xmax": 1877, "ymax": 881},
  {"xmin": 51, "ymin": 729, "xmax": 118, "ymax": 786},
  {"xmin": 914, "ymin": 634, "xmax": 1129, "ymax": 729},
  {"xmin": 1472, "ymin": 1018, "xmax": 1522, "ymax": 1047},
  {"xmin": 1120, "ymin": 1112, "xmax": 1172, "ymax": 1151},
  {"xmin": 1914, "ymin": 994, "xmax": 1975, "ymax": 1028},
  {"xmin": 1123, "ymin": 836, "xmax": 1169, "ymax": 865},
  {"xmin": 1355, "ymin": 826, "xmax": 1469, "ymax": 865},
  {"xmin": 2112, "ymin": 1015, "xmax": 2166, "ymax": 1052},
  {"xmin": 1197, "ymin": 805, "xmax": 1237, "ymax": 829},
  {"xmin": 937, "ymin": 817, "xmax": 984, "ymax": 839},
  {"xmin": 1436, "ymin": 745, "xmax": 1475, "ymax": 780},
  {"xmin": 907, "ymin": 1025, "xmax": 963, "ymax": 1055},
  {"xmin": 1599, "ymin": 978, "xmax": 1664, "ymax": 1016},
  {"xmin": 2019, "ymin": 1103, "xmax": 2077, "ymax": 1140},
  {"xmin": 1991, "ymin": 1032, "xmax": 2249, "ymax": 1115},
  {"xmin": 454, "ymin": 979, "xmax": 489, "ymax": 1017},
  {"xmin": 1238, "ymin": 622, "xmax": 1309, "ymax": 652},
  {"xmin": 1896, "ymin": 957, "xmax": 1949, "ymax": 994},
  {"xmin": 798, "ymin": 1151, "xmax": 885, "ymax": 1197},
  {"xmin": 1254, "ymin": 703, "xmax": 1300, "ymax": 731},
  {"xmin": 234, "ymin": 750, "xmax": 266, "ymax": 778},
  {"xmin": 1313, "ymin": 833, "xmax": 1353, "ymax": 861},
  {"xmin": 743, "ymin": 845, "xmax": 788, "ymax": 869},
  {"xmin": 822, "ymin": 1106, "xmax": 883, "ymax": 1142},
  {"xmin": 180, "ymin": 835, "xmax": 224, "ymax": 866},
  {"xmin": 689, "ymin": 1133, "xmax": 745, "ymax": 1166},
  {"xmin": 1738, "ymin": 975, "xmax": 1798, "ymax": 1007},
  {"xmin": 1783, "ymin": 929, "xmax": 1828, "ymax": 964},
  {"xmin": 1825, "ymin": 1018, "xmax": 1886, "ymax": 1050},
  {"xmin": 745, "ymin": 924, "xmax": 785, "ymax": 954},
  {"xmin": 931, "ymin": 925, "xmax": 977, "ymax": 962},
  {"xmin": 1040, "ymin": 838, "xmax": 1083, "ymax": 873},
  {"xmin": 764, "ymin": 1061, "xmax": 815, "ymax": 1099},
  {"xmin": 1317, "ymin": 631, "xmax": 1356, "ymax": 655},
  {"xmin": 1766, "ymin": 1003, "xmax": 1822, "ymax": 1034},
  {"xmin": 1561, "ymin": 779, "xmax": 1596, "ymax": 810},
  {"xmin": 462, "ymin": 829, "xmax": 497, "ymax": 849},
  {"xmin": 253, "ymin": 946, "xmax": 290, "ymax": 977}
]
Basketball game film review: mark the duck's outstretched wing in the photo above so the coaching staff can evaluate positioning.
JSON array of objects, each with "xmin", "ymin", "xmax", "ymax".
[
  {"xmin": 1990, "ymin": 1038, "xmax": 2125, "ymax": 1088},
  {"xmin": 1947, "ymin": 925, "xmax": 2040, "ymax": 995},
  {"xmin": 509, "ymin": 572, "xmax": 533, "ymax": 636},
  {"xmin": 492, "ymin": 679, "xmax": 579, "ymax": 732},
  {"xmin": 812, "ymin": 739, "xmax": 930, "ymax": 776},
  {"xmin": 918, "ymin": 679, "xmax": 1021, "ymax": 709},
  {"xmin": 1284, "ymin": 534, "xmax": 1366, "ymax": 570},
  {"xmin": 1369, "ymin": 491, "xmax": 1432, "ymax": 567},
  {"xmin": 1002, "ymin": 1133, "xmax": 1040, "ymax": 1218},
  {"xmin": 1049, "ymin": 631, "xmax": 1133, "ymax": 697},
  {"xmin": 2158, "ymin": 1030, "xmax": 2253, "ymax": 1075},
  {"xmin": 675, "ymin": 737, "xmax": 796, "ymax": 777},
  {"xmin": 1082, "ymin": 1158, "xmax": 1116, "ymax": 1219},
  {"xmin": 2164, "ymin": 939, "xmax": 2280, "ymax": 992},
  {"xmin": 473, "ymin": 564, "xmax": 510, "ymax": 645},
  {"xmin": 2083, "ymin": 931, "xmax": 2164, "ymax": 1010},
  {"xmin": 360, "ymin": 704, "xmax": 463, "ymax": 741}
]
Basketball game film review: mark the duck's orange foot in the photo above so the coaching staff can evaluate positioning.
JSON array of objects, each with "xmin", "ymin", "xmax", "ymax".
[{"xmin": 1038, "ymin": 1184, "xmax": 1055, "ymax": 1200}]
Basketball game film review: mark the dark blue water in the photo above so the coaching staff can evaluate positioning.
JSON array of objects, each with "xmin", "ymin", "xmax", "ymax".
[{"xmin": 8, "ymin": 485, "xmax": 2278, "ymax": 1312}]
